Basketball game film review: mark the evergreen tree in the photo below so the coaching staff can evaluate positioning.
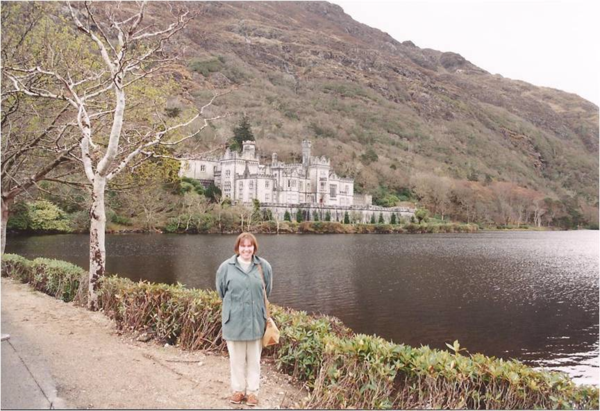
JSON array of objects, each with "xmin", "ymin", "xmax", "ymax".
[
  {"xmin": 390, "ymin": 213, "xmax": 397, "ymax": 225},
  {"xmin": 378, "ymin": 213, "xmax": 385, "ymax": 224},
  {"xmin": 325, "ymin": 211, "xmax": 331, "ymax": 222},
  {"xmin": 370, "ymin": 214, "xmax": 376, "ymax": 224},
  {"xmin": 344, "ymin": 211, "xmax": 350, "ymax": 224},
  {"xmin": 204, "ymin": 183, "xmax": 222, "ymax": 203},
  {"xmin": 312, "ymin": 210, "xmax": 320, "ymax": 221},
  {"xmin": 296, "ymin": 209, "xmax": 304, "ymax": 223},
  {"xmin": 230, "ymin": 115, "xmax": 255, "ymax": 152},
  {"xmin": 251, "ymin": 199, "xmax": 262, "ymax": 223},
  {"xmin": 262, "ymin": 209, "xmax": 274, "ymax": 221},
  {"xmin": 284, "ymin": 210, "xmax": 291, "ymax": 222}
]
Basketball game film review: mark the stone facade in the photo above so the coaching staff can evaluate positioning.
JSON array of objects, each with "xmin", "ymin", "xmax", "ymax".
[
  {"xmin": 179, "ymin": 140, "xmax": 414, "ymax": 221},
  {"xmin": 180, "ymin": 140, "xmax": 357, "ymax": 206}
]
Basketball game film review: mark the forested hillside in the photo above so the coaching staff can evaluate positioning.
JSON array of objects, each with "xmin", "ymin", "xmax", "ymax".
[{"xmin": 2, "ymin": 1, "xmax": 598, "ymax": 233}]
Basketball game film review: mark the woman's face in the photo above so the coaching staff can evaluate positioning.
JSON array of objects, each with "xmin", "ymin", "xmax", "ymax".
[{"xmin": 239, "ymin": 239, "xmax": 255, "ymax": 260}]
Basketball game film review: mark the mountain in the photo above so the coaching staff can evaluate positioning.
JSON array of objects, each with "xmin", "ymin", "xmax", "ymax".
[{"xmin": 112, "ymin": 2, "xmax": 600, "ymax": 225}]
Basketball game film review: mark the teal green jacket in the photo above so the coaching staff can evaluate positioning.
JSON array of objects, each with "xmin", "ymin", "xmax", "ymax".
[{"xmin": 216, "ymin": 255, "xmax": 273, "ymax": 341}]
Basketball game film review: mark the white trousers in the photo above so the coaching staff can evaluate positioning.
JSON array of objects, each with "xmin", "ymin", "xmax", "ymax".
[{"xmin": 226, "ymin": 339, "xmax": 262, "ymax": 395}]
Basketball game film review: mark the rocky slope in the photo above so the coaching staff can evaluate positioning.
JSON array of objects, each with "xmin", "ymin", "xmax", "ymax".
[{"xmin": 118, "ymin": 2, "xmax": 600, "ymax": 208}]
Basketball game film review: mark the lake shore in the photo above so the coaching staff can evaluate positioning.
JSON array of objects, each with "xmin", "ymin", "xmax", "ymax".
[{"xmin": 1, "ymin": 278, "xmax": 308, "ymax": 409}]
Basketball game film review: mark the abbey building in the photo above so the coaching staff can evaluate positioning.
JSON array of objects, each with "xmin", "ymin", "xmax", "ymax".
[
  {"xmin": 180, "ymin": 140, "xmax": 364, "ymax": 207},
  {"xmin": 180, "ymin": 140, "xmax": 413, "ymax": 223}
]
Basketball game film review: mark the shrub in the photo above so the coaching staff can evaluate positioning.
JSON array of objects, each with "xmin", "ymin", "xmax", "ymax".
[
  {"xmin": 189, "ymin": 57, "xmax": 224, "ymax": 76},
  {"xmin": 415, "ymin": 208, "xmax": 429, "ymax": 224},
  {"xmin": 307, "ymin": 335, "xmax": 598, "ymax": 409},
  {"xmin": 5, "ymin": 255, "xmax": 596, "ymax": 410},
  {"xmin": 271, "ymin": 307, "xmax": 352, "ymax": 386},
  {"xmin": 68, "ymin": 210, "xmax": 92, "ymax": 232},
  {"xmin": 255, "ymin": 221, "xmax": 278, "ymax": 233},
  {"xmin": 374, "ymin": 224, "xmax": 393, "ymax": 234},
  {"xmin": 2, "ymin": 255, "xmax": 85, "ymax": 303},
  {"xmin": 7, "ymin": 200, "xmax": 72, "ymax": 233},
  {"xmin": 6, "ymin": 201, "xmax": 29, "ymax": 230},
  {"xmin": 111, "ymin": 213, "xmax": 133, "ymax": 226},
  {"xmin": 1, "ymin": 253, "xmax": 31, "ymax": 282},
  {"xmin": 30, "ymin": 258, "xmax": 86, "ymax": 302},
  {"xmin": 99, "ymin": 277, "xmax": 223, "ymax": 347}
]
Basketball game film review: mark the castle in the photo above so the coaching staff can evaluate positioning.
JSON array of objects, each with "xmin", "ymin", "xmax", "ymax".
[{"xmin": 180, "ymin": 140, "xmax": 413, "ymax": 223}]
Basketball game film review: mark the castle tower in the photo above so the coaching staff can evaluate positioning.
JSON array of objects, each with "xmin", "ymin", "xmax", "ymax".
[
  {"xmin": 242, "ymin": 140, "xmax": 256, "ymax": 159},
  {"xmin": 302, "ymin": 140, "xmax": 312, "ymax": 166}
]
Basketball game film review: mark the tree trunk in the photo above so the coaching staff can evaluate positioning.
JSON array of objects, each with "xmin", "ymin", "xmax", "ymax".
[
  {"xmin": 88, "ymin": 177, "xmax": 107, "ymax": 310},
  {"xmin": 1, "ymin": 197, "xmax": 13, "ymax": 255}
]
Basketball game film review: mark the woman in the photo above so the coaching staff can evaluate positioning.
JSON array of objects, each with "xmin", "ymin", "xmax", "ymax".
[{"xmin": 216, "ymin": 232, "xmax": 273, "ymax": 407}]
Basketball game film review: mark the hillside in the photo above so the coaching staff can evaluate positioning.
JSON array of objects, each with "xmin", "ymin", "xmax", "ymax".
[
  {"xmin": 153, "ymin": 1, "xmax": 598, "ymax": 222},
  {"xmin": 3, "ymin": 1, "xmax": 598, "ymax": 229}
]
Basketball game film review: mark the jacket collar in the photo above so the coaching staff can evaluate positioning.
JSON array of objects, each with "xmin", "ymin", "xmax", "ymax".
[{"xmin": 228, "ymin": 254, "xmax": 261, "ymax": 266}]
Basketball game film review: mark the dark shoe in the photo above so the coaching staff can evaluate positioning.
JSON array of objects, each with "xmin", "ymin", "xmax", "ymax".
[
  {"xmin": 230, "ymin": 392, "xmax": 245, "ymax": 404},
  {"xmin": 246, "ymin": 394, "xmax": 259, "ymax": 407}
]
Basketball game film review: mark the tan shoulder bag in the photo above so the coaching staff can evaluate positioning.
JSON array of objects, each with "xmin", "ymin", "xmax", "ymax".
[{"xmin": 257, "ymin": 261, "xmax": 280, "ymax": 347}]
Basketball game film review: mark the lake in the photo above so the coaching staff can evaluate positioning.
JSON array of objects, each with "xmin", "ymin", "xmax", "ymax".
[{"xmin": 5, "ymin": 230, "xmax": 599, "ymax": 385}]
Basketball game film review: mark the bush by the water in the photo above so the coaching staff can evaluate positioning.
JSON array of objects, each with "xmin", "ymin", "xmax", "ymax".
[
  {"xmin": 1, "ymin": 254, "xmax": 86, "ymax": 303},
  {"xmin": 2, "ymin": 254, "xmax": 597, "ymax": 409},
  {"xmin": 7, "ymin": 200, "xmax": 72, "ymax": 233}
]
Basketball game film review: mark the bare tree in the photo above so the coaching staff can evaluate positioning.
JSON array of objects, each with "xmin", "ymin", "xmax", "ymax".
[
  {"xmin": 411, "ymin": 173, "xmax": 452, "ymax": 220},
  {"xmin": 2, "ymin": 1, "xmax": 228, "ymax": 308},
  {"xmin": 1, "ymin": 3, "xmax": 87, "ymax": 254}
]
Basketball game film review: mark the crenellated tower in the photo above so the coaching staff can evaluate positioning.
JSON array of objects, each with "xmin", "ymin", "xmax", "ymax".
[{"xmin": 302, "ymin": 139, "xmax": 312, "ymax": 167}]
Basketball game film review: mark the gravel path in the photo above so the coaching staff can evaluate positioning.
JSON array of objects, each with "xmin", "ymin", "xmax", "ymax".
[{"xmin": 1, "ymin": 278, "xmax": 307, "ymax": 409}]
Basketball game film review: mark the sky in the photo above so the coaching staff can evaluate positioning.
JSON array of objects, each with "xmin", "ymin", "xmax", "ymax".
[{"xmin": 331, "ymin": 0, "xmax": 600, "ymax": 106}]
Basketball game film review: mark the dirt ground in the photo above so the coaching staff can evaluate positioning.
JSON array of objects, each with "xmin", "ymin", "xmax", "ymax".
[{"xmin": 1, "ymin": 278, "xmax": 309, "ymax": 409}]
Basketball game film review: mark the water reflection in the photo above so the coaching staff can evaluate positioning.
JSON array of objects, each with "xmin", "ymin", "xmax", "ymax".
[{"xmin": 5, "ymin": 230, "xmax": 599, "ymax": 385}]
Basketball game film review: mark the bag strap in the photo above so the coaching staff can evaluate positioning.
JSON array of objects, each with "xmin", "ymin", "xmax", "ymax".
[{"xmin": 256, "ymin": 259, "xmax": 271, "ymax": 319}]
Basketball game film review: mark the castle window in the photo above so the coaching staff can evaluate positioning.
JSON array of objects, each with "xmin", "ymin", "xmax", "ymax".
[
  {"xmin": 265, "ymin": 181, "xmax": 270, "ymax": 188},
  {"xmin": 201, "ymin": 165, "xmax": 206, "ymax": 172},
  {"xmin": 265, "ymin": 194, "xmax": 270, "ymax": 202},
  {"xmin": 213, "ymin": 166, "xmax": 217, "ymax": 173},
  {"xmin": 239, "ymin": 181, "xmax": 244, "ymax": 190},
  {"xmin": 226, "ymin": 170, "xmax": 231, "ymax": 177},
  {"xmin": 249, "ymin": 181, "xmax": 254, "ymax": 190},
  {"xmin": 300, "ymin": 181, "xmax": 304, "ymax": 191},
  {"xmin": 291, "ymin": 179, "xmax": 296, "ymax": 188}
]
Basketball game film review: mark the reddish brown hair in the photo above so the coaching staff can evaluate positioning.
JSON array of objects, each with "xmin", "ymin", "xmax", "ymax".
[{"xmin": 234, "ymin": 232, "xmax": 259, "ymax": 255}]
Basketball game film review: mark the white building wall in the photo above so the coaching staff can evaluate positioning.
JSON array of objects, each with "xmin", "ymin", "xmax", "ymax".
[
  {"xmin": 180, "ymin": 141, "xmax": 358, "ymax": 208},
  {"xmin": 180, "ymin": 159, "xmax": 218, "ymax": 180}
]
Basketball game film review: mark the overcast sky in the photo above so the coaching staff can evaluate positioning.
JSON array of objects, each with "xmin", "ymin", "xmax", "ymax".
[{"xmin": 331, "ymin": 0, "xmax": 599, "ymax": 106}]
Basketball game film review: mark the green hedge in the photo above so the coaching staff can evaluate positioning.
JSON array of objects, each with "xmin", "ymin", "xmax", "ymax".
[
  {"xmin": 2, "ymin": 254, "xmax": 86, "ymax": 303},
  {"xmin": 2, "ymin": 254, "xmax": 597, "ymax": 409}
]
